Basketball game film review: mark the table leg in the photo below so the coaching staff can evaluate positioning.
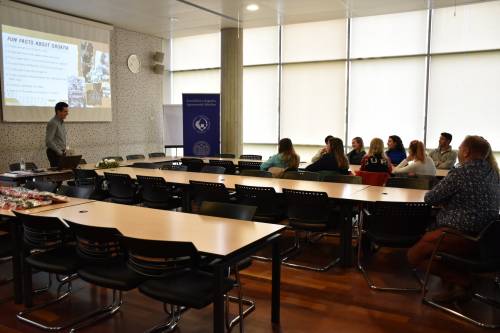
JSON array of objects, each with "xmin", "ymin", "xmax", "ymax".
[
  {"xmin": 10, "ymin": 219, "xmax": 23, "ymax": 304},
  {"xmin": 339, "ymin": 202, "xmax": 353, "ymax": 267},
  {"xmin": 271, "ymin": 236, "xmax": 281, "ymax": 324},
  {"xmin": 213, "ymin": 263, "xmax": 225, "ymax": 333}
]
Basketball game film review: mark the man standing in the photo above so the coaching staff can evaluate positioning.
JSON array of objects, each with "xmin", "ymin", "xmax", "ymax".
[
  {"xmin": 408, "ymin": 136, "xmax": 499, "ymax": 302},
  {"xmin": 429, "ymin": 132, "xmax": 457, "ymax": 169},
  {"xmin": 45, "ymin": 102, "xmax": 68, "ymax": 167}
]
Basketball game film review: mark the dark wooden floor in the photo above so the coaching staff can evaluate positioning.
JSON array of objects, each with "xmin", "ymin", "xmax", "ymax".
[{"xmin": 0, "ymin": 236, "xmax": 496, "ymax": 333}]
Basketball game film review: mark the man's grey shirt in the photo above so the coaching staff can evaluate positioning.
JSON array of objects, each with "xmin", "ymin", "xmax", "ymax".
[{"xmin": 45, "ymin": 115, "xmax": 66, "ymax": 155}]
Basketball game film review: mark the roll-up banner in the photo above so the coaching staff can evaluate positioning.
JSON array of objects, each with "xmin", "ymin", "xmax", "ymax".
[{"xmin": 182, "ymin": 93, "xmax": 220, "ymax": 157}]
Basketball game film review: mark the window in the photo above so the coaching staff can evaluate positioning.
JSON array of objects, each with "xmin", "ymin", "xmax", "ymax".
[
  {"xmin": 171, "ymin": 69, "xmax": 220, "ymax": 104},
  {"xmin": 172, "ymin": 32, "xmax": 220, "ymax": 70}
]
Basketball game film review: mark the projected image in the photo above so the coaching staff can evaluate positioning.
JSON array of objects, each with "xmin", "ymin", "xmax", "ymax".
[{"xmin": 1, "ymin": 25, "xmax": 111, "ymax": 110}]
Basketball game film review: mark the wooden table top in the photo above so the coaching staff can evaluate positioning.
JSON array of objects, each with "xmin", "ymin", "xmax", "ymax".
[
  {"xmin": 351, "ymin": 186, "xmax": 427, "ymax": 203},
  {"xmin": 0, "ymin": 197, "xmax": 94, "ymax": 217},
  {"xmin": 34, "ymin": 201, "xmax": 285, "ymax": 257},
  {"xmin": 97, "ymin": 167, "xmax": 371, "ymax": 199}
]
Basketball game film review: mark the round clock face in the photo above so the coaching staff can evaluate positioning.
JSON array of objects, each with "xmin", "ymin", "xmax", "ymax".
[{"xmin": 127, "ymin": 54, "xmax": 141, "ymax": 74}]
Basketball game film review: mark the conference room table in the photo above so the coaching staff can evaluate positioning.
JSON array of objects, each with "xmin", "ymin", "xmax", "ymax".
[
  {"xmin": 31, "ymin": 201, "xmax": 284, "ymax": 333},
  {"xmin": 0, "ymin": 169, "xmax": 74, "ymax": 186},
  {"xmin": 0, "ymin": 197, "xmax": 94, "ymax": 304},
  {"xmin": 348, "ymin": 164, "xmax": 449, "ymax": 178}
]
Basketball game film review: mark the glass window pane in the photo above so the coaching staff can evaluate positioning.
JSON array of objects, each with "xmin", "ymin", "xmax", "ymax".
[
  {"xmin": 172, "ymin": 32, "xmax": 220, "ymax": 70},
  {"xmin": 243, "ymin": 66, "xmax": 279, "ymax": 143},
  {"xmin": 171, "ymin": 69, "xmax": 220, "ymax": 104},
  {"xmin": 348, "ymin": 57, "xmax": 426, "ymax": 147},
  {"xmin": 280, "ymin": 62, "xmax": 346, "ymax": 145},
  {"xmin": 351, "ymin": 10, "xmax": 428, "ymax": 58},
  {"xmin": 243, "ymin": 26, "xmax": 279, "ymax": 66},
  {"xmin": 427, "ymin": 52, "xmax": 500, "ymax": 150},
  {"xmin": 282, "ymin": 20, "xmax": 347, "ymax": 62},
  {"xmin": 431, "ymin": 1, "xmax": 500, "ymax": 53}
]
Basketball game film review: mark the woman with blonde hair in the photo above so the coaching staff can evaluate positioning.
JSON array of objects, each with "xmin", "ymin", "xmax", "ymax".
[
  {"xmin": 393, "ymin": 140, "xmax": 436, "ymax": 176},
  {"xmin": 306, "ymin": 137, "xmax": 350, "ymax": 174},
  {"xmin": 359, "ymin": 138, "xmax": 392, "ymax": 173},
  {"xmin": 260, "ymin": 138, "xmax": 300, "ymax": 171}
]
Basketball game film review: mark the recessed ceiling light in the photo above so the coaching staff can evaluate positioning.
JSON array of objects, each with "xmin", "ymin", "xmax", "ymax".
[{"xmin": 246, "ymin": 4, "xmax": 259, "ymax": 11}]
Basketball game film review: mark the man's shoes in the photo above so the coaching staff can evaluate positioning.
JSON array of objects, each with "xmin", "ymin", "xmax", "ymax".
[{"xmin": 431, "ymin": 283, "xmax": 472, "ymax": 303}]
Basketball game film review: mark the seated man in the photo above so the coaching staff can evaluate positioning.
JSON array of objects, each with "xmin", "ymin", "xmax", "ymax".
[
  {"xmin": 429, "ymin": 132, "xmax": 457, "ymax": 169},
  {"xmin": 408, "ymin": 135, "xmax": 499, "ymax": 302}
]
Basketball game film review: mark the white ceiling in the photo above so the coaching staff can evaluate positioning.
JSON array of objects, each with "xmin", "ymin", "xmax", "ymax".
[{"xmin": 16, "ymin": 0, "xmax": 488, "ymax": 38}]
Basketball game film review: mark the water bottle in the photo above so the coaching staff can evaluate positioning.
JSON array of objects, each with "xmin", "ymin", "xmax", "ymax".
[{"xmin": 20, "ymin": 158, "xmax": 26, "ymax": 171}]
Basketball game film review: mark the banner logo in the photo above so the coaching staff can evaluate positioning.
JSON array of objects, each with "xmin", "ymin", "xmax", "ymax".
[
  {"xmin": 193, "ymin": 141, "xmax": 211, "ymax": 155},
  {"xmin": 192, "ymin": 115, "xmax": 210, "ymax": 134}
]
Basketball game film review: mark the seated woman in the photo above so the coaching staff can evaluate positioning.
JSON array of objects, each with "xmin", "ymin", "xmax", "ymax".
[
  {"xmin": 393, "ymin": 140, "xmax": 436, "ymax": 176},
  {"xmin": 386, "ymin": 135, "xmax": 407, "ymax": 165},
  {"xmin": 260, "ymin": 138, "xmax": 300, "ymax": 171},
  {"xmin": 311, "ymin": 135, "xmax": 333, "ymax": 163},
  {"xmin": 305, "ymin": 137, "xmax": 350, "ymax": 174},
  {"xmin": 347, "ymin": 137, "xmax": 366, "ymax": 165},
  {"xmin": 360, "ymin": 138, "xmax": 392, "ymax": 173}
]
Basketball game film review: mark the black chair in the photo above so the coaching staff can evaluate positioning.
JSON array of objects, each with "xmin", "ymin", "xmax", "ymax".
[
  {"xmin": 148, "ymin": 152, "xmax": 166, "ymax": 158},
  {"xmin": 422, "ymin": 218, "xmax": 500, "ymax": 328},
  {"xmin": 198, "ymin": 201, "xmax": 257, "ymax": 331},
  {"xmin": 24, "ymin": 180, "xmax": 59, "ymax": 193},
  {"xmin": 136, "ymin": 175, "xmax": 182, "ymax": 210},
  {"xmin": 161, "ymin": 164, "xmax": 188, "ymax": 171},
  {"xmin": 283, "ymin": 171, "xmax": 321, "ymax": 181},
  {"xmin": 122, "ymin": 236, "xmax": 235, "ymax": 332},
  {"xmin": 209, "ymin": 160, "xmax": 236, "ymax": 174},
  {"xmin": 358, "ymin": 202, "xmax": 431, "ymax": 291},
  {"xmin": 416, "ymin": 174, "xmax": 441, "ymax": 189},
  {"xmin": 189, "ymin": 180, "xmax": 232, "ymax": 209},
  {"xmin": 126, "ymin": 154, "xmax": 146, "ymax": 160},
  {"xmin": 104, "ymin": 172, "xmax": 140, "ymax": 205},
  {"xmin": 201, "ymin": 165, "xmax": 226, "ymax": 174},
  {"xmin": 240, "ymin": 170, "xmax": 272, "ymax": 178},
  {"xmin": 239, "ymin": 155, "xmax": 262, "ymax": 160},
  {"xmin": 181, "ymin": 158, "xmax": 205, "ymax": 172},
  {"xmin": 65, "ymin": 221, "xmax": 144, "ymax": 331},
  {"xmin": 322, "ymin": 174, "xmax": 362, "ymax": 184},
  {"xmin": 0, "ymin": 233, "xmax": 13, "ymax": 286},
  {"xmin": 214, "ymin": 153, "xmax": 236, "ymax": 158},
  {"xmin": 73, "ymin": 169, "xmax": 106, "ymax": 200},
  {"xmin": 57, "ymin": 185, "xmax": 94, "ymax": 199},
  {"xmin": 281, "ymin": 189, "xmax": 340, "ymax": 271},
  {"xmin": 13, "ymin": 212, "xmax": 80, "ymax": 331},
  {"xmin": 237, "ymin": 161, "xmax": 262, "ymax": 173},
  {"xmin": 102, "ymin": 156, "xmax": 123, "ymax": 162},
  {"xmin": 9, "ymin": 162, "xmax": 37, "ymax": 171},
  {"xmin": 235, "ymin": 184, "xmax": 286, "ymax": 224},
  {"xmin": 132, "ymin": 162, "xmax": 159, "ymax": 169},
  {"xmin": 386, "ymin": 177, "xmax": 431, "ymax": 190},
  {"xmin": 79, "ymin": 158, "xmax": 87, "ymax": 165}
]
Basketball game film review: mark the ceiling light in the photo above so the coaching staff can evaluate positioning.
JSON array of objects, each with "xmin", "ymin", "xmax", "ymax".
[{"xmin": 246, "ymin": 4, "xmax": 259, "ymax": 11}]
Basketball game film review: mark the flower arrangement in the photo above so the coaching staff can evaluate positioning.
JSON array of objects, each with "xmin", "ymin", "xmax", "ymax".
[{"xmin": 95, "ymin": 159, "xmax": 120, "ymax": 169}]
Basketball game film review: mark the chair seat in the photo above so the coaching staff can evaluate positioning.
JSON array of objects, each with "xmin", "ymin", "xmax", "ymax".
[
  {"xmin": 109, "ymin": 197, "xmax": 141, "ymax": 205},
  {"xmin": 77, "ymin": 261, "xmax": 144, "ymax": 291},
  {"xmin": 438, "ymin": 252, "xmax": 500, "ymax": 273},
  {"xmin": 139, "ymin": 269, "xmax": 234, "ymax": 309},
  {"xmin": 289, "ymin": 220, "xmax": 330, "ymax": 232},
  {"xmin": 143, "ymin": 198, "xmax": 183, "ymax": 210},
  {"xmin": 26, "ymin": 246, "xmax": 79, "ymax": 274},
  {"xmin": 365, "ymin": 232, "xmax": 421, "ymax": 248}
]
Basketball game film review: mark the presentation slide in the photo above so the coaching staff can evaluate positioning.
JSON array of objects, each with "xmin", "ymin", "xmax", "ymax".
[{"xmin": 1, "ymin": 25, "xmax": 111, "ymax": 110}]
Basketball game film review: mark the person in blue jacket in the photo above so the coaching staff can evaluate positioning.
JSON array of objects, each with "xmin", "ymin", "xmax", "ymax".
[
  {"xmin": 260, "ymin": 138, "xmax": 300, "ymax": 171},
  {"xmin": 386, "ymin": 135, "xmax": 407, "ymax": 165}
]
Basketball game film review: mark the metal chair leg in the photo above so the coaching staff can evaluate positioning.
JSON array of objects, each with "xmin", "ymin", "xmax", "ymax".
[
  {"xmin": 225, "ymin": 265, "xmax": 255, "ymax": 332},
  {"xmin": 144, "ymin": 303, "xmax": 183, "ymax": 333},
  {"xmin": 69, "ymin": 290, "xmax": 123, "ymax": 332}
]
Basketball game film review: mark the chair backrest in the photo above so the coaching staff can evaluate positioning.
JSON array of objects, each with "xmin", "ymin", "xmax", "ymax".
[
  {"xmin": 57, "ymin": 185, "xmax": 94, "ymax": 199},
  {"xmin": 136, "ymin": 175, "xmax": 171, "ymax": 203},
  {"xmin": 201, "ymin": 165, "xmax": 226, "ymax": 174},
  {"xmin": 103, "ymin": 156, "xmax": 124, "ymax": 162},
  {"xmin": 209, "ymin": 160, "xmax": 236, "ymax": 174},
  {"xmin": 132, "ymin": 162, "xmax": 159, "ymax": 169},
  {"xmin": 214, "ymin": 153, "xmax": 236, "ymax": 158},
  {"xmin": 363, "ymin": 202, "xmax": 431, "ymax": 245},
  {"xmin": 355, "ymin": 170, "xmax": 389, "ymax": 186},
  {"xmin": 121, "ymin": 236, "xmax": 200, "ymax": 277},
  {"xmin": 322, "ymin": 174, "xmax": 362, "ymax": 184},
  {"xmin": 479, "ymin": 218, "xmax": 500, "ymax": 262},
  {"xmin": 415, "ymin": 174, "xmax": 441, "ymax": 189},
  {"xmin": 9, "ymin": 162, "xmax": 37, "ymax": 171},
  {"xmin": 181, "ymin": 158, "xmax": 205, "ymax": 172},
  {"xmin": 73, "ymin": 168, "xmax": 99, "ymax": 186},
  {"xmin": 283, "ymin": 171, "xmax": 321, "ymax": 181},
  {"xmin": 104, "ymin": 172, "xmax": 137, "ymax": 199},
  {"xmin": 385, "ymin": 177, "xmax": 431, "ymax": 190},
  {"xmin": 237, "ymin": 161, "xmax": 262, "ymax": 171},
  {"xmin": 240, "ymin": 170, "xmax": 272, "ymax": 178},
  {"xmin": 24, "ymin": 180, "xmax": 59, "ymax": 193},
  {"xmin": 189, "ymin": 180, "xmax": 230, "ymax": 204},
  {"xmin": 239, "ymin": 154, "xmax": 262, "ymax": 160},
  {"xmin": 65, "ymin": 220, "xmax": 123, "ymax": 263},
  {"xmin": 282, "ymin": 188, "xmax": 331, "ymax": 224},
  {"xmin": 235, "ymin": 184, "xmax": 282, "ymax": 218},
  {"xmin": 161, "ymin": 164, "xmax": 188, "ymax": 171},
  {"xmin": 126, "ymin": 154, "xmax": 146, "ymax": 160},
  {"xmin": 148, "ymin": 152, "xmax": 166, "ymax": 158},
  {"xmin": 13, "ymin": 211, "xmax": 68, "ymax": 250},
  {"xmin": 79, "ymin": 158, "xmax": 87, "ymax": 165},
  {"xmin": 199, "ymin": 201, "xmax": 256, "ymax": 221}
]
